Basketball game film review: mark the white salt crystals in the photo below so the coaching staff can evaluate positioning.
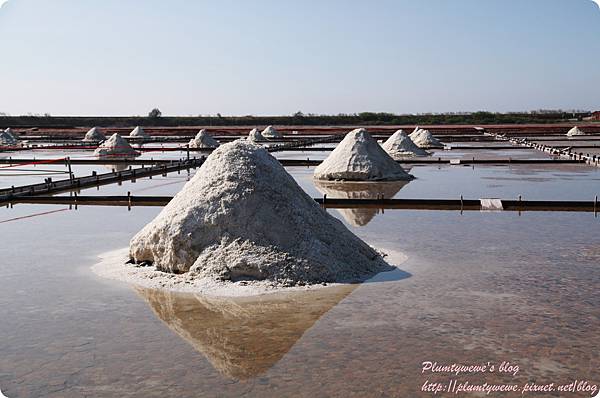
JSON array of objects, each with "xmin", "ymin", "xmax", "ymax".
[
  {"xmin": 381, "ymin": 129, "xmax": 429, "ymax": 159},
  {"xmin": 189, "ymin": 129, "xmax": 220, "ymax": 149},
  {"xmin": 129, "ymin": 140, "xmax": 392, "ymax": 286},
  {"xmin": 93, "ymin": 133, "xmax": 139, "ymax": 157},
  {"xmin": 314, "ymin": 128, "xmax": 413, "ymax": 181}
]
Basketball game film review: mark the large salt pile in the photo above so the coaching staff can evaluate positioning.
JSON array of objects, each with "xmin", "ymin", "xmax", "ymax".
[
  {"xmin": 566, "ymin": 126, "xmax": 586, "ymax": 137},
  {"xmin": 247, "ymin": 128, "xmax": 267, "ymax": 143},
  {"xmin": 261, "ymin": 125, "xmax": 282, "ymax": 139},
  {"xmin": 129, "ymin": 126, "xmax": 150, "ymax": 139},
  {"xmin": 129, "ymin": 140, "xmax": 392, "ymax": 286},
  {"xmin": 315, "ymin": 181, "xmax": 410, "ymax": 226},
  {"xmin": 409, "ymin": 128, "xmax": 443, "ymax": 148},
  {"xmin": 82, "ymin": 127, "xmax": 106, "ymax": 142},
  {"xmin": 0, "ymin": 130, "xmax": 18, "ymax": 146},
  {"xmin": 94, "ymin": 133, "xmax": 139, "ymax": 157},
  {"xmin": 189, "ymin": 129, "xmax": 220, "ymax": 149},
  {"xmin": 313, "ymin": 128, "xmax": 413, "ymax": 181},
  {"xmin": 381, "ymin": 129, "xmax": 429, "ymax": 159}
]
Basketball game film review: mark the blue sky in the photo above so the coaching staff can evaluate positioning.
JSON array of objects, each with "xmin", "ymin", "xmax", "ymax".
[{"xmin": 0, "ymin": 0, "xmax": 599, "ymax": 116}]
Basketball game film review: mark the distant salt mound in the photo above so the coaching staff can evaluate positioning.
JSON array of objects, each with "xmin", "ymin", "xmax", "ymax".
[
  {"xmin": 129, "ymin": 140, "xmax": 391, "ymax": 285},
  {"xmin": 261, "ymin": 125, "xmax": 281, "ymax": 139},
  {"xmin": 94, "ymin": 133, "xmax": 139, "ymax": 157},
  {"xmin": 409, "ymin": 129, "xmax": 443, "ymax": 148},
  {"xmin": 247, "ymin": 128, "xmax": 267, "ymax": 143},
  {"xmin": 129, "ymin": 126, "xmax": 150, "ymax": 139},
  {"xmin": 82, "ymin": 127, "xmax": 106, "ymax": 142},
  {"xmin": 4, "ymin": 128, "xmax": 17, "ymax": 141},
  {"xmin": 566, "ymin": 126, "xmax": 586, "ymax": 137},
  {"xmin": 382, "ymin": 130, "xmax": 429, "ymax": 159},
  {"xmin": 0, "ymin": 130, "xmax": 18, "ymax": 146},
  {"xmin": 189, "ymin": 129, "xmax": 220, "ymax": 149},
  {"xmin": 314, "ymin": 128, "xmax": 413, "ymax": 181}
]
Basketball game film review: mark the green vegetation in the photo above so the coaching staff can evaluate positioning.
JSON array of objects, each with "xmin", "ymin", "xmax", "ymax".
[{"xmin": 0, "ymin": 111, "xmax": 592, "ymax": 128}]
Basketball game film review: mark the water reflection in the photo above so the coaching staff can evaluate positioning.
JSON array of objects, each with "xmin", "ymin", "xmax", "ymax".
[
  {"xmin": 135, "ymin": 284, "xmax": 357, "ymax": 380},
  {"xmin": 103, "ymin": 163, "xmax": 132, "ymax": 172},
  {"xmin": 314, "ymin": 180, "xmax": 410, "ymax": 226}
]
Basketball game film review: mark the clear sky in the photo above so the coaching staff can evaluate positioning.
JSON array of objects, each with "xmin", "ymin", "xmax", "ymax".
[{"xmin": 0, "ymin": 0, "xmax": 599, "ymax": 116}]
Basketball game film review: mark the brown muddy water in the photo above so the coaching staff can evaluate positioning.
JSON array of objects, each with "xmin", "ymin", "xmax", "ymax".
[{"xmin": 0, "ymin": 156, "xmax": 599, "ymax": 397}]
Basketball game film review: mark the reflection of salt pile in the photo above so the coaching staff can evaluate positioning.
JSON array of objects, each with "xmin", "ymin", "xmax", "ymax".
[
  {"xmin": 409, "ymin": 128, "xmax": 443, "ymax": 148},
  {"xmin": 189, "ymin": 129, "xmax": 220, "ymax": 148},
  {"xmin": 261, "ymin": 125, "xmax": 281, "ymax": 139},
  {"xmin": 314, "ymin": 128, "xmax": 413, "ymax": 181},
  {"xmin": 381, "ymin": 129, "xmax": 429, "ymax": 159},
  {"xmin": 129, "ymin": 126, "xmax": 150, "ymax": 139},
  {"xmin": 136, "ymin": 284, "xmax": 355, "ymax": 379},
  {"xmin": 314, "ymin": 180, "xmax": 409, "ymax": 226},
  {"xmin": 247, "ymin": 128, "xmax": 267, "ymax": 143},
  {"xmin": 130, "ymin": 140, "xmax": 391, "ymax": 285},
  {"xmin": 566, "ymin": 126, "xmax": 586, "ymax": 137},
  {"xmin": 93, "ymin": 133, "xmax": 140, "ymax": 157},
  {"xmin": 82, "ymin": 127, "xmax": 106, "ymax": 142},
  {"xmin": 0, "ymin": 129, "xmax": 18, "ymax": 145}
]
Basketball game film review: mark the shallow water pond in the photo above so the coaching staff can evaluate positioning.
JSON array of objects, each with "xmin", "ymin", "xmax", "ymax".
[{"xmin": 0, "ymin": 150, "xmax": 599, "ymax": 397}]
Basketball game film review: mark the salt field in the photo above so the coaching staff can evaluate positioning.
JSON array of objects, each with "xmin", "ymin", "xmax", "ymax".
[{"xmin": 1, "ymin": 125, "xmax": 599, "ymax": 397}]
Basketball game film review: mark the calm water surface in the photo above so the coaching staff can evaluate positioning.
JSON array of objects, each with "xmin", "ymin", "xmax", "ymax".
[{"xmin": 0, "ymin": 158, "xmax": 599, "ymax": 397}]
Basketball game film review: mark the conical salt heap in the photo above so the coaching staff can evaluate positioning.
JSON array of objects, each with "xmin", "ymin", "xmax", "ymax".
[
  {"xmin": 247, "ymin": 128, "xmax": 267, "ymax": 143},
  {"xmin": 129, "ymin": 140, "xmax": 391, "ymax": 284},
  {"xmin": 94, "ymin": 133, "xmax": 139, "ymax": 157},
  {"xmin": 566, "ymin": 126, "xmax": 586, "ymax": 137},
  {"xmin": 4, "ymin": 128, "xmax": 17, "ymax": 141},
  {"xmin": 82, "ymin": 127, "xmax": 106, "ymax": 142},
  {"xmin": 129, "ymin": 126, "xmax": 150, "ymax": 138},
  {"xmin": 381, "ymin": 129, "xmax": 429, "ymax": 159},
  {"xmin": 261, "ymin": 125, "xmax": 282, "ymax": 139},
  {"xmin": 0, "ymin": 130, "xmax": 18, "ymax": 146},
  {"xmin": 409, "ymin": 128, "xmax": 443, "ymax": 148},
  {"xmin": 313, "ymin": 128, "xmax": 413, "ymax": 181},
  {"xmin": 189, "ymin": 129, "xmax": 220, "ymax": 149}
]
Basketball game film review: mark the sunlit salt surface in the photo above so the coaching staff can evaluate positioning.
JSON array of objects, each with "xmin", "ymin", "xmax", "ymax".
[{"xmin": 0, "ymin": 149, "xmax": 599, "ymax": 397}]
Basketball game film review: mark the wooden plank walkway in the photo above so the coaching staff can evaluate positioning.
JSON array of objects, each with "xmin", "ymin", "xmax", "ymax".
[{"xmin": 0, "ymin": 158, "xmax": 205, "ymax": 201}]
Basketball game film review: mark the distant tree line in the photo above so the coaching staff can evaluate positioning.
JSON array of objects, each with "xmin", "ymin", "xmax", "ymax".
[{"xmin": 0, "ymin": 110, "xmax": 593, "ymax": 128}]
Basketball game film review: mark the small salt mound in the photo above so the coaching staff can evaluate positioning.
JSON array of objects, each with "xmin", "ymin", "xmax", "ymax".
[
  {"xmin": 261, "ymin": 125, "xmax": 281, "ymax": 139},
  {"xmin": 409, "ymin": 129, "xmax": 443, "ymax": 148},
  {"xmin": 314, "ymin": 128, "xmax": 413, "ymax": 181},
  {"xmin": 247, "ymin": 128, "xmax": 267, "ymax": 142},
  {"xmin": 381, "ymin": 129, "xmax": 429, "ymax": 159},
  {"xmin": 315, "ymin": 180, "xmax": 410, "ymax": 226},
  {"xmin": 189, "ymin": 129, "xmax": 220, "ymax": 149},
  {"xmin": 82, "ymin": 127, "xmax": 106, "ymax": 142},
  {"xmin": 129, "ymin": 140, "xmax": 391, "ymax": 285},
  {"xmin": 94, "ymin": 133, "xmax": 139, "ymax": 157},
  {"xmin": 0, "ymin": 130, "xmax": 18, "ymax": 146},
  {"xmin": 129, "ymin": 126, "xmax": 150, "ymax": 138},
  {"xmin": 566, "ymin": 126, "xmax": 586, "ymax": 137},
  {"xmin": 4, "ymin": 128, "xmax": 17, "ymax": 141}
]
